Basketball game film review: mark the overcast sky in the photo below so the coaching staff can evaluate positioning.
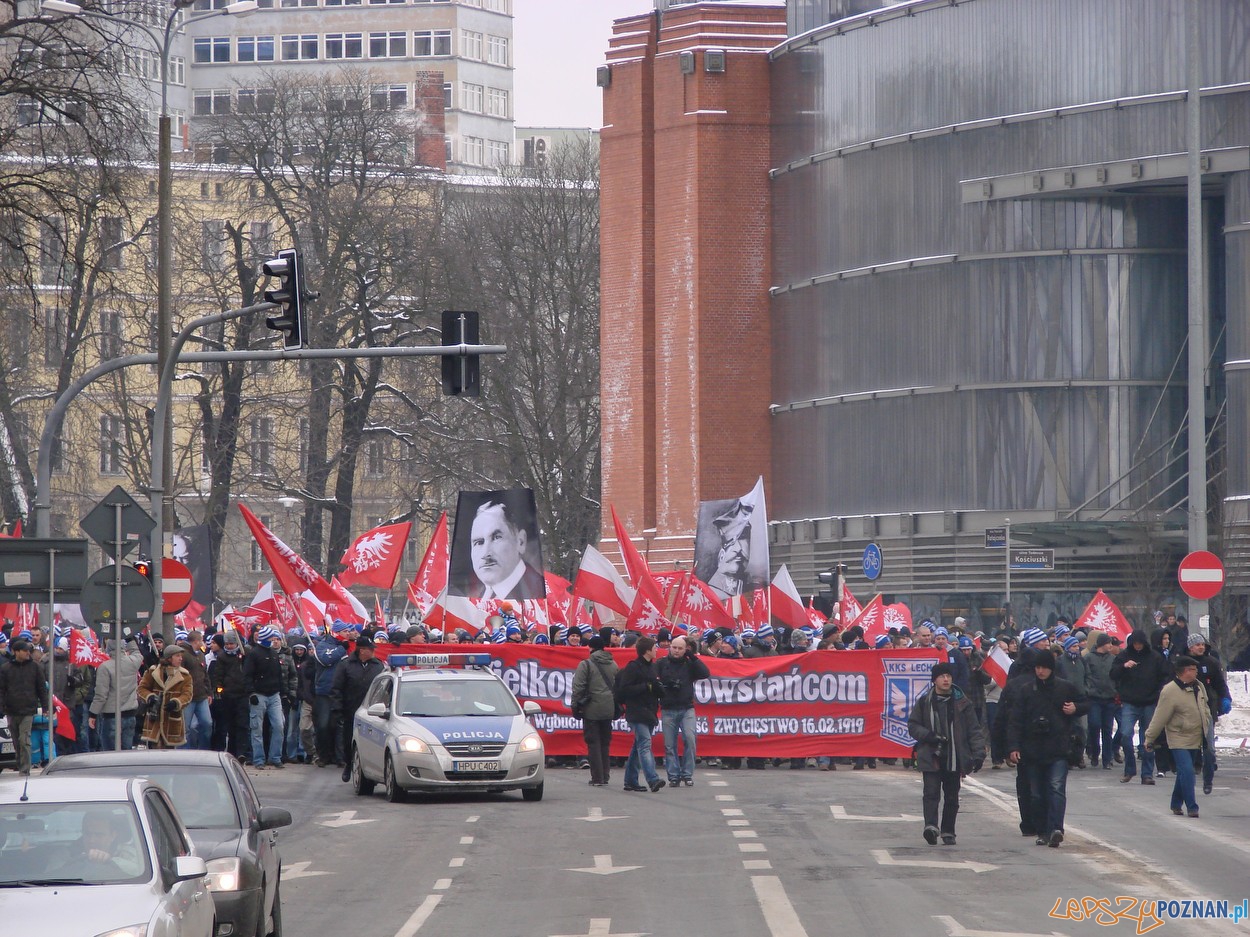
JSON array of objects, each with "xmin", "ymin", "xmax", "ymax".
[{"xmin": 513, "ymin": 0, "xmax": 649, "ymax": 129}]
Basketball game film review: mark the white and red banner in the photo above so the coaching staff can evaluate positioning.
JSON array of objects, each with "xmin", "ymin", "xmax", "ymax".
[
  {"xmin": 338, "ymin": 521, "xmax": 411, "ymax": 590},
  {"xmin": 376, "ymin": 645, "xmax": 943, "ymax": 757},
  {"xmin": 406, "ymin": 513, "xmax": 449, "ymax": 617},
  {"xmin": 572, "ymin": 544, "xmax": 634, "ymax": 616},
  {"xmin": 239, "ymin": 504, "xmax": 335, "ymax": 603},
  {"xmin": 769, "ymin": 565, "xmax": 809, "ymax": 630},
  {"xmin": 676, "ymin": 576, "xmax": 737, "ymax": 633},
  {"xmin": 983, "ymin": 644, "xmax": 1013, "ymax": 689},
  {"xmin": 68, "ymin": 627, "xmax": 110, "ymax": 668},
  {"xmin": 1073, "ymin": 589, "xmax": 1133, "ymax": 642}
]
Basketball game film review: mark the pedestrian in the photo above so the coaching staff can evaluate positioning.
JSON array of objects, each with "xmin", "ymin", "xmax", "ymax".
[
  {"xmin": 89, "ymin": 637, "xmax": 143, "ymax": 751},
  {"xmin": 177, "ymin": 630, "xmax": 214, "ymax": 749},
  {"xmin": 332, "ymin": 632, "xmax": 384, "ymax": 781},
  {"xmin": 310, "ymin": 623, "xmax": 349, "ymax": 766},
  {"xmin": 208, "ymin": 632, "xmax": 249, "ymax": 761},
  {"xmin": 0, "ymin": 639, "xmax": 48, "ymax": 774},
  {"xmin": 1144, "ymin": 655, "xmax": 1211, "ymax": 818},
  {"xmin": 656, "ymin": 635, "xmax": 710, "ymax": 787},
  {"xmin": 571, "ymin": 635, "xmax": 619, "ymax": 786},
  {"xmin": 1083, "ymin": 633, "xmax": 1119, "ymax": 770},
  {"xmin": 615, "ymin": 635, "xmax": 666, "ymax": 792},
  {"xmin": 1006, "ymin": 650, "xmax": 1088, "ymax": 847},
  {"xmin": 284, "ymin": 638, "xmax": 310, "ymax": 763},
  {"xmin": 908, "ymin": 661, "xmax": 985, "ymax": 846},
  {"xmin": 1184, "ymin": 633, "xmax": 1229, "ymax": 795},
  {"xmin": 243, "ymin": 625, "xmax": 287, "ymax": 769},
  {"xmin": 137, "ymin": 645, "xmax": 194, "ymax": 750},
  {"xmin": 294, "ymin": 636, "xmax": 319, "ymax": 765},
  {"xmin": 1055, "ymin": 635, "xmax": 1090, "ymax": 768},
  {"xmin": 1111, "ymin": 629, "xmax": 1169, "ymax": 785}
]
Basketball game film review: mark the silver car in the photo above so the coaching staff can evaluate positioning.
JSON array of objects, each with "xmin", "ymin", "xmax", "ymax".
[
  {"xmin": 0, "ymin": 775, "xmax": 213, "ymax": 936},
  {"xmin": 349, "ymin": 654, "xmax": 545, "ymax": 802}
]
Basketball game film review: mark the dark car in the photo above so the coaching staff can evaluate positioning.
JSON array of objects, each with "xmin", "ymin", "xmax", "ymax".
[{"xmin": 43, "ymin": 749, "xmax": 289, "ymax": 937}]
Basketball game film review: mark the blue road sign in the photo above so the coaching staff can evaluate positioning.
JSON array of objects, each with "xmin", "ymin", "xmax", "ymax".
[{"xmin": 862, "ymin": 542, "xmax": 883, "ymax": 581}]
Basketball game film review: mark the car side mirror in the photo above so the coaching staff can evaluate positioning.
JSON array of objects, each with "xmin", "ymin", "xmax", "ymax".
[
  {"xmin": 172, "ymin": 854, "xmax": 207, "ymax": 883},
  {"xmin": 257, "ymin": 806, "xmax": 293, "ymax": 831},
  {"xmin": 367, "ymin": 702, "xmax": 390, "ymax": 718},
  {"xmin": 522, "ymin": 700, "xmax": 541, "ymax": 716}
]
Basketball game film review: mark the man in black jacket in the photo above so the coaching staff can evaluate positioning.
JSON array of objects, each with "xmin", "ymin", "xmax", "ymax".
[
  {"xmin": 332, "ymin": 634, "xmax": 384, "ymax": 782},
  {"xmin": 908, "ymin": 661, "xmax": 985, "ymax": 846},
  {"xmin": 208, "ymin": 633, "xmax": 249, "ymax": 761},
  {"xmin": 1007, "ymin": 653, "xmax": 1088, "ymax": 847},
  {"xmin": 1110, "ymin": 629, "xmax": 1169, "ymax": 785},
  {"xmin": 0, "ymin": 639, "xmax": 47, "ymax": 775},
  {"xmin": 615, "ymin": 636, "xmax": 666, "ymax": 792},
  {"xmin": 656, "ymin": 635, "xmax": 710, "ymax": 787},
  {"xmin": 1185, "ymin": 633, "xmax": 1229, "ymax": 795},
  {"xmin": 243, "ymin": 626, "xmax": 287, "ymax": 770}
]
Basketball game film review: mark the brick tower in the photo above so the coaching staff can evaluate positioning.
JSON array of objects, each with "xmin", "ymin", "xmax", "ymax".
[{"xmin": 598, "ymin": 3, "xmax": 786, "ymax": 571}]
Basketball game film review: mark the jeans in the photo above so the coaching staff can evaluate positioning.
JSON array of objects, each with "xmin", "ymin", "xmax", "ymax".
[
  {"xmin": 922, "ymin": 770, "xmax": 961, "ymax": 834},
  {"xmin": 1086, "ymin": 699, "xmax": 1117, "ymax": 766},
  {"xmin": 73, "ymin": 703, "xmax": 95, "ymax": 753},
  {"xmin": 182, "ymin": 698, "xmax": 213, "ymax": 750},
  {"xmin": 1120, "ymin": 702, "xmax": 1156, "ymax": 778},
  {"xmin": 1170, "ymin": 748, "xmax": 1199, "ymax": 812},
  {"xmin": 249, "ymin": 693, "xmax": 285, "ymax": 766},
  {"xmin": 1023, "ymin": 758, "xmax": 1069, "ymax": 837},
  {"xmin": 97, "ymin": 713, "xmax": 137, "ymax": 751},
  {"xmin": 583, "ymin": 719, "xmax": 613, "ymax": 784},
  {"xmin": 661, "ymin": 707, "xmax": 697, "ymax": 782},
  {"xmin": 313, "ymin": 696, "xmax": 342, "ymax": 764},
  {"xmin": 1202, "ymin": 725, "xmax": 1217, "ymax": 790},
  {"xmin": 284, "ymin": 700, "xmax": 306, "ymax": 761},
  {"xmin": 623, "ymin": 721, "xmax": 660, "ymax": 788}
]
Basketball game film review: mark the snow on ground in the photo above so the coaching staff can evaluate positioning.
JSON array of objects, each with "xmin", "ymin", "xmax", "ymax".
[{"xmin": 1215, "ymin": 669, "xmax": 1250, "ymax": 750}]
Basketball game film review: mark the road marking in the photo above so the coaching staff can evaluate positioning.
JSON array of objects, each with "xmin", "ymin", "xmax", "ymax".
[
  {"xmin": 449, "ymin": 857, "xmax": 465, "ymax": 868},
  {"xmin": 721, "ymin": 808, "xmax": 744, "ymax": 816},
  {"xmin": 733, "ymin": 830, "xmax": 758, "ymax": 838},
  {"xmin": 728, "ymin": 819, "xmax": 750, "ymax": 827},
  {"xmin": 577, "ymin": 807, "xmax": 627, "ymax": 823},
  {"xmin": 934, "ymin": 915, "xmax": 1069, "ymax": 937},
  {"xmin": 872, "ymin": 849, "xmax": 996, "ymax": 874},
  {"xmin": 566, "ymin": 854, "xmax": 642, "ymax": 876},
  {"xmin": 460, "ymin": 836, "xmax": 474, "ymax": 845},
  {"xmin": 750, "ymin": 875, "xmax": 810, "ymax": 937},
  {"xmin": 715, "ymin": 795, "xmax": 736, "ymax": 801},
  {"xmin": 466, "ymin": 815, "xmax": 479, "ymax": 823},
  {"xmin": 739, "ymin": 842, "xmax": 767, "ymax": 852},
  {"xmin": 316, "ymin": 810, "xmax": 377, "ymax": 829},
  {"xmin": 743, "ymin": 859, "xmax": 772, "ymax": 870},
  {"xmin": 549, "ymin": 919, "xmax": 647, "ymax": 937},
  {"xmin": 281, "ymin": 861, "xmax": 331, "ymax": 880},
  {"xmin": 433, "ymin": 879, "xmax": 451, "ymax": 890},
  {"xmin": 709, "ymin": 780, "xmax": 729, "ymax": 786},
  {"xmin": 830, "ymin": 805, "xmax": 922, "ymax": 822},
  {"xmin": 394, "ymin": 895, "xmax": 442, "ymax": 937}
]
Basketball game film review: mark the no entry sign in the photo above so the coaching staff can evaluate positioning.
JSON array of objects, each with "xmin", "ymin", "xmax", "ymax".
[
  {"xmin": 161, "ymin": 557, "xmax": 194, "ymax": 614},
  {"xmin": 1178, "ymin": 551, "xmax": 1224, "ymax": 600}
]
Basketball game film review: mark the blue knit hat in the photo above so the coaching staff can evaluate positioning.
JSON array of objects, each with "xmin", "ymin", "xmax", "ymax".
[
  {"xmin": 577, "ymin": 623, "xmax": 594, "ymax": 635},
  {"xmin": 533, "ymin": 633, "xmax": 549, "ymax": 645},
  {"xmin": 492, "ymin": 628, "xmax": 507, "ymax": 644},
  {"xmin": 505, "ymin": 623, "xmax": 522, "ymax": 638},
  {"xmin": 1063, "ymin": 635, "xmax": 1080, "ymax": 652},
  {"xmin": 741, "ymin": 628, "xmax": 756, "ymax": 640},
  {"xmin": 1020, "ymin": 627, "xmax": 1048, "ymax": 648},
  {"xmin": 873, "ymin": 634, "xmax": 891, "ymax": 649},
  {"xmin": 757, "ymin": 623, "xmax": 775, "ymax": 639},
  {"xmin": 256, "ymin": 625, "xmax": 280, "ymax": 644},
  {"xmin": 1053, "ymin": 624, "xmax": 1072, "ymax": 639},
  {"xmin": 173, "ymin": 629, "xmax": 189, "ymax": 643},
  {"xmin": 933, "ymin": 627, "xmax": 950, "ymax": 638},
  {"xmin": 957, "ymin": 636, "xmax": 974, "ymax": 649},
  {"xmin": 723, "ymin": 634, "xmax": 740, "ymax": 650}
]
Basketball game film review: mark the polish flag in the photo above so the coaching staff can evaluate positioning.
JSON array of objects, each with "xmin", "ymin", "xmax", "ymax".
[
  {"xmin": 239, "ymin": 504, "xmax": 335, "ymax": 603},
  {"xmin": 68, "ymin": 626, "xmax": 110, "ymax": 668},
  {"xmin": 625, "ymin": 588, "xmax": 671, "ymax": 637},
  {"xmin": 296, "ymin": 591, "xmax": 326, "ymax": 635},
  {"xmin": 339, "ymin": 521, "xmax": 411, "ymax": 590},
  {"xmin": 429, "ymin": 589, "xmax": 487, "ymax": 635},
  {"xmin": 52, "ymin": 695, "xmax": 76, "ymax": 741},
  {"xmin": 17, "ymin": 603, "xmax": 37, "ymax": 632},
  {"xmin": 848, "ymin": 594, "xmax": 886, "ymax": 644},
  {"xmin": 374, "ymin": 594, "xmax": 386, "ymax": 628},
  {"xmin": 1073, "ymin": 589, "xmax": 1133, "ymax": 642},
  {"xmin": 750, "ymin": 588, "xmax": 770, "ymax": 630},
  {"xmin": 572, "ymin": 545, "xmax": 635, "ymax": 616},
  {"xmin": 248, "ymin": 581, "xmax": 278, "ymax": 619},
  {"xmin": 676, "ymin": 576, "xmax": 736, "ymax": 633},
  {"xmin": 406, "ymin": 513, "xmax": 449, "ymax": 618},
  {"xmin": 769, "ymin": 565, "xmax": 809, "ymax": 630},
  {"xmin": 983, "ymin": 644, "xmax": 1013, "ymax": 689}
]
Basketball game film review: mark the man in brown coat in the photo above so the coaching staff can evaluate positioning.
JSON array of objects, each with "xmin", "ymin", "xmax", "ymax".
[{"xmin": 138, "ymin": 646, "xmax": 195, "ymax": 748}]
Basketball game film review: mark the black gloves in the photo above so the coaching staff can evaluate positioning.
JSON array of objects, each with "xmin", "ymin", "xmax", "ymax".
[
  {"xmin": 165, "ymin": 699, "xmax": 180, "ymax": 714},
  {"xmin": 932, "ymin": 735, "xmax": 949, "ymax": 745},
  {"xmin": 249, "ymin": 694, "xmax": 260, "ymax": 706},
  {"xmin": 970, "ymin": 759, "xmax": 983, "ymax": 773}
]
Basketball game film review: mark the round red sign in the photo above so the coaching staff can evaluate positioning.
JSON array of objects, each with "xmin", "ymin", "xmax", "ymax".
[
  {"xmin": 161, "ymin": 557, "xmax": 194, "ymax": 614},
  {"xmin": 1177, "ymin": 551, "xmax": 1224, "ymax": 601}
]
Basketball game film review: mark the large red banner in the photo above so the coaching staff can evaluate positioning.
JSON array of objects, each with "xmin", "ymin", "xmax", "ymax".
[{"xmin": 377, "ymin": 645, "xmax": 945, "ymax": 758}]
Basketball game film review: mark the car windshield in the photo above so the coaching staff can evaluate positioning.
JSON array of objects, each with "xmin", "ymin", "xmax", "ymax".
[
  {"xmin": 48, "ymin": 764, "xmax": 240, "ymax": 830},
  {"xmin": 397, "ymin": 679, "xmax": 522, "ymax": 717},
  {"xmin": 0, "ymin": 802, "xmax": 151, "ymax": 886}
]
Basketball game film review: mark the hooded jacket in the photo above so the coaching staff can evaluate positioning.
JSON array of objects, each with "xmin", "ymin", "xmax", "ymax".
[
  {"xmin": 614, "ymin": 653, "xmax": 663, "ymax": 727},
  {"xmin": 90, "ymin": 647, "xmax": 143, "ymax": 715},
  {"xmin": 311, "ymin": 636, "xmax": 347, "ymax": 697},
  {"xmin": 0, "ymin": 656, "xmax": 48, "ymax": 717},
  {"xmin": 1110, "ymin": 630, "xmax": 1169, "ymax": 706},
  {"xmin": 1006, "ymin": 669, "xmax": 1088, "ymax": 763},
  {"xmin": 571, "ymin": 649, "xmax": 620, "ymax": 722},
  {"xmin": 907, "ymin": 683, "xmax": 985, "ymax": 773}
]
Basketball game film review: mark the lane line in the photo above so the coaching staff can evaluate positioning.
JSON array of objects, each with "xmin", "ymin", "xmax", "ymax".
[
  {"xmin": 449, "ymin": 857, "xmax": 465, "ymax": 867},
  {"xmin": 433, "ymin": 879, "xmax": 452, "ymax": 890},
  {"xmin": 460, "ymin": 836, "xmax": 474, "ymax": 845},
  {"xmin": 728, "ymin": 819, "xmax": 750, "ymax": 826},
  {"xmin": 739, "ymin": 842, "xmax": 767, "ymax": 852},
  {"xmin": 394, "ymin": 895, "xmax": 442, "ymax": 937},
  {"xmin": 716, "ymin": 795, "xmax": 736, "ymax": 801},
  {"xmin": 743, "ymin": 859, "xmax": 772, "ymax": 870},
  {"xmin": 750, "ymin": 875, "xmax": 810, "ymax": 937},
  {"xmin": 721, "ymin": 808, "xmax": 744, "ymax": 816},
  {"xmin": 466, "ymin": 815, "xmax": 479, "ymax": 823},
  {"xmin": 733, "ymin": 830, "xmax": 759, "ymax": 838},
  {"xmin": 709, "ymin": 780, "xmax": 729, "ymax": 787}
]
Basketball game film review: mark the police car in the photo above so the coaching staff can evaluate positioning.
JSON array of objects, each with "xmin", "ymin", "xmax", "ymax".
[{"xmin": 349, "ymin": 653, "xmax": 545, "ymax": 802}]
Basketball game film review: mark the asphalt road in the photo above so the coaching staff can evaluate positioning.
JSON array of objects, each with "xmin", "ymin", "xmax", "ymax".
[{"xmin": 253, "ymin": 753, "xmax": 1250, "ymax": 937}]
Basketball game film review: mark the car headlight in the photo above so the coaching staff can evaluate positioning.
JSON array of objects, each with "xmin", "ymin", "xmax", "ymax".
[
  {"xmin": 397, "ymin": 735, "xmax": 430, "ymax": 754},
  {"xmin": 517, "ymin": 733, "xmax": 543, "ymax": 753},
  {"xmin": 94, "ymin": 927, "xmax": 148, "ymax": 937},
  {"xmin": 205, "ymin": 857, "xmax": 243, "ymax": 892}
]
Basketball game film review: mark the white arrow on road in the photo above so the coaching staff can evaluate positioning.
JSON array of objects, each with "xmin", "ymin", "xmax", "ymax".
[
  {"xmin": 566, "ymin": 854, "xmax": 641, "ymax": 876},
  {"xmin": 576, "ymin": 807, "xmax": 628, "ymax": 823},
  {"xmin": 830, "ymin": 805, "xmax": 923, "ymax": 822},
  {"xmin": 550, "ymin": 920, "xmax": 648, "ymax": 937},
  {"xmin": 872, "ymin": 849, "xmax": 997, "ymax": 874},
  {"xmin": 280, "ymin": 861, "xmax": 331, "ymax": 880},
  {"xmin": 316, "ymin": 809, "xmax": 378, "ymax": 829},
  {"xmin": 935, "ymin": 914, "xmax": 1068, "ymax": 937}
]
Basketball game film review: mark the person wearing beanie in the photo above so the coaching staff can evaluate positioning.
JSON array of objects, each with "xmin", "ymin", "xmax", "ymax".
[
  {"xmin": 137, "ymin": 645, "xmax": 194, "ymax": 749},
  {"xmin": 1083, "ymin": 632, "xmax": 1120, "ymax": 770},
  {"xmin": 309, "ymin": 625, "xmax": 348, "ymax": 767},
  {"xmin": 0, "ymin": 637, "xmax": 48, "ymax": 774},
  {"xmin": 243, "ymin": 625, "xmax": 287, "ymax": 769},
  {"xmin": 208, "ymin": 631, "xmax": 250, "ymax": 761},
  {"xmin": 1144, "ymin": 655, "xmax": 1211, "ymax": 818},
  {"xmin": 331, "ymin": 631, "xmax": 383, "ymax": 782},
  {"xmin": 1052, "ymin": 634, "xmax": 1091, "ymax": 768},
  {"xmin": 284, "ymin": 637, "xmax": 311, "ymax": 763},
  {"xmin": 1111, "ymin": 628, "xmax": 1169, "ymax": 785},
  {"xmin": 570, "ymin": 635, "xmax": 620, "ymax": 787},
  {"xmin": 616, "ymin": 636, "xmax": 666, "ymax": 792},
  {"xmin": 1183, "ymin": 633, "xmax": 1229, "ymax": 795},
  {"xmin": 908, "ymin": 660, "xmax": 985, "ymax": 845}
]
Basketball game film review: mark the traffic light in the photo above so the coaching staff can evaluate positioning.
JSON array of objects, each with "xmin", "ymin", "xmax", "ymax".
[
  {"xmin": 441, "ymin": 310, "xmax": 480, "ymax": 397},
  {"xmin": 133, "ymin": 555, "xmax": 152, "ymax": 580},
  {"xmin": 262, "ymin": 248, "xmax": 307, "ymax": 350}
]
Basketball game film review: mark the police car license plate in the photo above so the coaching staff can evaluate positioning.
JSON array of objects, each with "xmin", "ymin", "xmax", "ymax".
[
  {"xmin": 0, "ymin": 742, "xmax": 12, "ymax": 754},
  {"xmin": 453, "ymin": 760, "xmax": 500, "ymax": 773}
]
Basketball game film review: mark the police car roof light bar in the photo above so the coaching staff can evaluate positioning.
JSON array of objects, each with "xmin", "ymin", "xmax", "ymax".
[{"xmin": 388, "ymin": 653, "xmax": 493, "ymax": 670}]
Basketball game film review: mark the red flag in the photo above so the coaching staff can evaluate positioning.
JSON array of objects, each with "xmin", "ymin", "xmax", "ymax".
[
  {"xmin": 338, "ymin": 521, "xmax": 411, "ymax": 590},
  {"xmin": 768, "ymin": 565, "xmax": 809, "ymax": 630},
  {"xmin": 68, "ymin": 627, "xmax": 110, "ymax": 668},
  {"xmin": 374, "ymin": 594, "xmax": 386, "ymax": 628},
  {"xmin": 676, "ymin": 576, "xmax": 736, "ymax": 632},
  {"xmin": 572, "ymin": 545, "xmax": 634, "ymax": 616},
  {"xmin": 326, "ymin": 577, "xmax": 367, "ymax": 626},
  {"xmin": 407, "ymin": 513, "xmax": 449, "ymax": 617},
  {"xmin": 238, "ymin": 504, "xmax": 335, "ymax": 603},
  {"xmin": 625, "ymin": 587, "xmax": 671, "ymax": 636},
  {"xmin": 544, "ymin": 572, "xmax": 573, "ymax": 627},
  {"xmin": 883, "ymin": 601, "xmax": 912, "ymax": 635},
  {"xmin": 175, "ymin": 599, "xmax": 206, "ymax": 632},
  {"xmin": 750, "ymin": 588, "xmax": 769, "ymax": 630},
  {"xmin": 609, "ymin": 505, "xmax": 654, "ymax": 589},
  {"xmin": 1073, "ymin": 589, "xmax": 1133, "ymax": 642},
  {"xmin": 983, "ymin": 644, "xmax": 1012, "ymax": 689},
  {"xmin": 53, "ymin": 695, "xmax": 75, "ymax": 741},
  {"xmin": 838, "ymin": 583, "xmax": 863, "ymax": 625},
  {"xmin": 222, "ymin": 607, "xmax": 261, "ymax": 641},
  {"xmin": 805, "ymin": 600, "xmax": 828, "ymax": 629},
  {"xmin": 248, "ymin": 581, "xmax": 277, "ymax": 618},
  {"xmin": 848, "ymin": 595, "xmax": 886, "ymax": 644},
  {"xmin": 17, "ymin": 603, "xmax": 37, "ymax": 632}
]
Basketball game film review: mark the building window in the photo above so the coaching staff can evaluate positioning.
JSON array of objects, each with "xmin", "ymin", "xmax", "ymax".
[
  {"xmin": 250, "ymin": 515, "xmax": 272, "ymax": 572},
  {"xmin": 201, "ymin": 220, "xmax": 227, "ymax": 272},
  {"xmin": 461, "ymin": 83, "xmax": 483, "ymax": 114},
  {"xmin": 100, "ymin": 216, "xmax": 124, "ymax": 270},
  {"xmin": 44, "ymin": 306, "xmax": 64, "ymax": 366},
  {"xmin": 486, "ymin": 139, "xmax": 508, "ymax": 166},
  {"xmin": 250, "ymin": 416, "xmax": 274, "ymax": 475},
  {"xmin": 486, "ymin": 86, "xmax": 508, "ymax": 118},
  {"xmin": 366, "ymin": 439, "xmax": 386, "ymax": 477},
  {"xmin": 279, "ymin": 0, "xmax": 317, "ymax": 6},
  {"xmin": 237, "ymin": 36, "xmax": 275, "ymax": 63},
  {"xmin": 281, "ymin": 34, "xmax": 319, "ymax": 61},
  {"xmin": 369, "ymin": 31, "xmax": 407, "ymax": 58},
  {"xmin": 483, "ymin": 0, "xmax": 510, "ymax": 11},
  {"xmin": 193, "ymin": 89, "xmax": 231, "ymax": 116},
  {"xmin": 325, "ymin": 0, "xmax": 363, "ymax": 5},
  {"xmin": 99, "ymin": 309, "xmax": 123, "ymax": 359},
  {"xmin": 39, "ymin": 219, "xmax": 65, "ymax": 285},
  {"xmin": 249, "ymin": 220, "xmax": 272, "ymax": 261},
  {"xmin": 325, "ymin": 33, "xmax": 363, "ymax": 59},
  {"xmin": 442, "ymin": 82, "xmax": 453, "ymax": 109},
  {"xmin": 461, "ymin": 30, "xmax": 483, "ymax": 61},
  {"xmin": 99, "ymin": 415, "xmax": 123, "ymax": 475},
  {"xmin": 193, "ymin": 36, "xmax": 231, "ymax": 64},
  {"xmin": 237, "ymin": 88, "xmax": 277, "ymax": 113},
  {"xmin": 416, "ymin": 29, "xmax": 453, "ymax": 57},
  {"xmin": 462, "ymin": 136, "xmax": 484, "ymax": 166},
  {"xmin": 487, "ymin": 34, "xmax": 508, "ymax": 66},
  {"xmin": 371, "ymin": 84, "xmax": 408, "ymax": 109}
]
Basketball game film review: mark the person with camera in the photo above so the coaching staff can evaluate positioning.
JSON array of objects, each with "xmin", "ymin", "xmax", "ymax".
[
  {"xmin": 907, "ymin": 661, "xmax": 985, "ymax": 846},
  {"xmin": 571, "ymin": 635, "xmax": 620, "ymax": 787},
  {"xmin": 614, "ymin": 635, "xmax": 666, "ymax": 792},
  {"xmin": 655, "ymin": 634, "xmax": 710, "ymax": 787},
  {"xmin": 1006, "ymin": 651, "xmax": 1088, "ymax": 847}
]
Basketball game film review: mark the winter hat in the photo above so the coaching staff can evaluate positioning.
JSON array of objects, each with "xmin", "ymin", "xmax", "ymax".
[
  {"xmin": 371, "ymin": 631, "xmax": 389, "ymax": 644},
  {"xmin": 722, "ymin": 634, "xmax": 740, "ymax": 651},
  {"xmin": 1063, "ymin": 636, "xmax": 1080, "ymax": 652},
  {"xmin": 1094, "ymin": 633, "xmax": 1113, "ymax": 649},
  {"xmin": 17, "ymin": 629, "xmax": 33, "ymax": 641},
  {"xmin": 256, "ymin": 625, "xmax": 280, "ymax": 644},
  {"xmin": 55, "ymin": 637, "xmax": 69, "ymax": 652},
  {"xmin": 656, "ymin": 628, "xmax": 672, "ymax": 643},
  {"xmin": 930, "ymin": 661, "xmax": 955, "ymax": 681},
  {"xmin": 173, "ymin": 629, "xmax": 189, "ymax": 643},
  {"xmin": 533, "ymin": 633, "xmax": 550, "ymax": 645},
  {"xmin": 492, "ymin": 628, "xmax": 507, "ymax": 644},
  {"xmin": 741, "ymin": 629, "xmax": 757, "ymax": 640},
  {"xmin": 556, "ymin": 626, "xmax": 570, "ymax": 643},
  {"xmin": 1019, "ymin": 628, "xmax": 1048, "ymax": 648},
  {"xmin": 505, "ymin": 623, "xmax": 523, "ymax": 638},
  {"xmin": 1052, "ymin": 624, "xmax": 1072, "ymax": 640},
  {"xmin": 957, "ymin": 636, "xmax": 974, "ymax": 649},
  {"xmin": 933, "ymin": 627, "xmax": 950, "ymax": 638},
  {"xmin": 577, "ymin": 623, "xmax": 594, "ymax": 636},
  {"xmin": 873, "ymin": 634, "xmax": 892, "ymax": 649},
  {"xmin": 757, "ymin": 623, "xmax": 775, "ymax": 639},
  {"xmin": 162, "ymin": 644, "xmax": 184, "ymax": 660},
  {"xmin": 354, "ymin": 634, "xmax": 374, "ymax": 650},
  {"xmin": 1187, "ymin": 633, "xmax": 1208, "ymax": 649},
  {"xmin": 0, "ymin": 632, "xmax": 8, "ymax": 646},
  {"xmin": 588, "ymin": 635, "xmax": 605, "ymax": 652}
]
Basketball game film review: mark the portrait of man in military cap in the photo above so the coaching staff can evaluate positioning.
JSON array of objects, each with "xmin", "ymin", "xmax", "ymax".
[{"xmin": 693, "ymin": 477, "xmax": 769, "ymax": 601}]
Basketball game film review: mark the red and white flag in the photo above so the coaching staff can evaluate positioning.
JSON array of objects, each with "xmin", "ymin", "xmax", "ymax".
[
  {"xmin": 68, "ymin": 627, "xmax": 110, "ymax": 668},
  {"xmin": 1073, "ymin": 589, "xmax": 1133, "ymax": 642},
  {"xmin": 295, "ymin": 591, "xmax": 326, "ymax": 635},
  {"xmin": 52, "ymin": 695, "xmax": 75, "ymax": 741},
  {"xmin": 544, "ymin": 572, "xmax": 573, "ymax": 627},
  {"xmin": 883, "ymin": 601, "xmax": 913, "ymax": 634},
  {"xmin": 406, "ymin": 513, "xmax": 449, "ymax": 618},
  {"xmin": 175, "ymin": 600, "xmax": 206, "ymax": 632},
  {"xmin": 625, "ymin": 588, "xmax": 671, "ymax": 637},
  {"xmin": 326, "ymin": 577, "xmax": 368, "ymax": 625},
  {"xmin": 17, "ymin": 603, "xmax": 37, "ymax": 632},
  {"xmin": 248, "ymin": 581, "xmax": 278, "ymax": 619},
  {"xmin": 676, "ymin": 576, "xmax": 736, "ymax": 632},
  {"xmin": 572, "ymin": 544, "xmax": 635, "ymax": 617},
  {"xmin": 836, "ymin": 583, "xmax": 863, "ymax": 624},
  {"xmin": 339, "ymin": 521, "xmax": 411, "ymax": 590},
  {"xmin": 983, "ymin": 644, "xmax": 1013, "ymax": 689},
  {"xmin": 805, "ymin": 599, "xmax": 828, "ymax": 630},
  {"xmin": 427, "ymin": 589, "xmax": 487, "ymax": 636},
  {"xmin": 373, "ymin": 595, "xmax": 386, "ymax": 628},
  {"xmin": 239, "ymin": 504, "xmax": 335, "ymax": 603},
  {"xmin": 848, "ymin": 594, "xmax": 886, "ymax": 644},
  {"xmin": 769, "ymin": 565, "xmax": 809, "ymax": 630}
]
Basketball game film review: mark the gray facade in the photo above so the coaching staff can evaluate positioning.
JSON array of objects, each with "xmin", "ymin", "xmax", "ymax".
[{"xmin": 767, "ymin": 0, "xmax": 1250, "ymax": 632}]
